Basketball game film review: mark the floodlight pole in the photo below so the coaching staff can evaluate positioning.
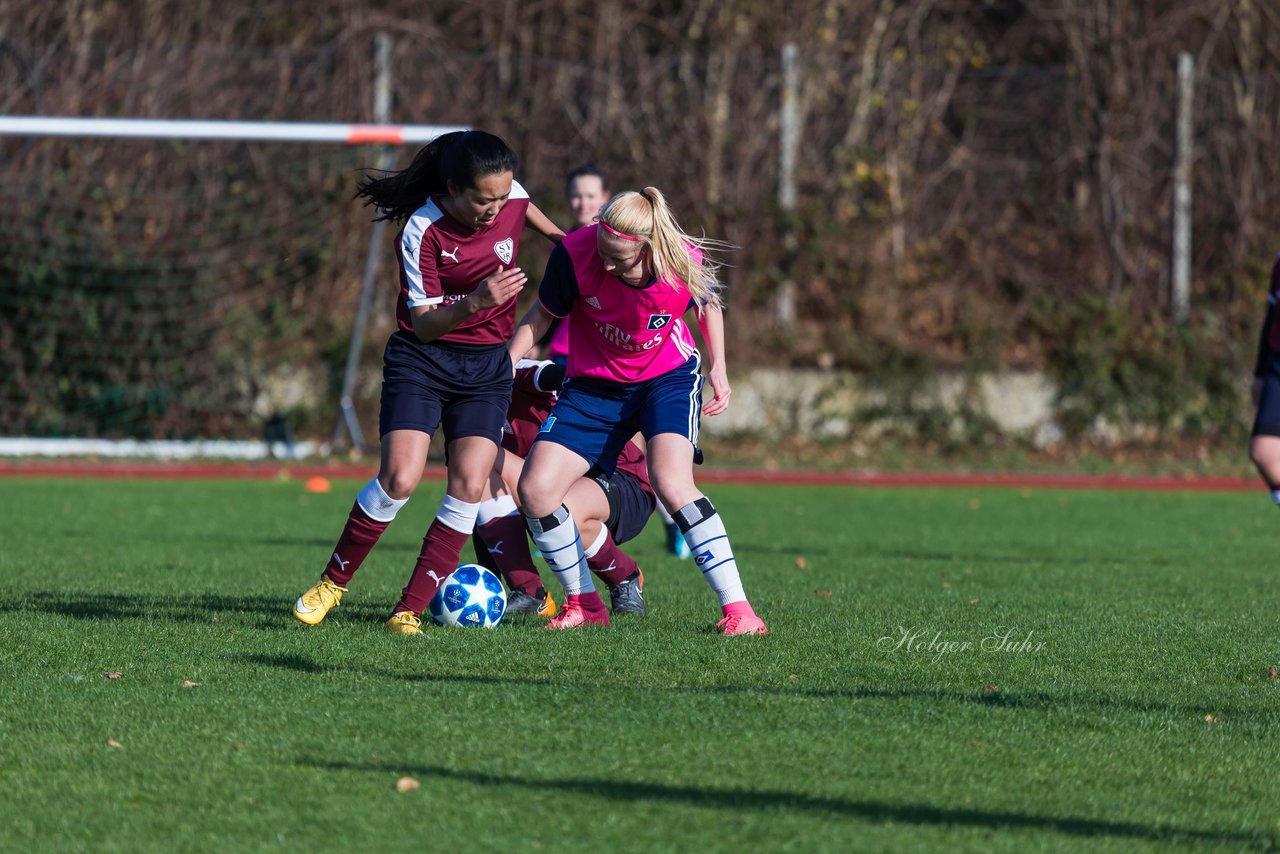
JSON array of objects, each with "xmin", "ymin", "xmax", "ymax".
[
  {"xmin": 776, "ymin": 43, "xmax": 800, "ymax": 327},
  {"xmin": 1171, "ymin": 52, "xmax": 1194, "ymax": 325}
]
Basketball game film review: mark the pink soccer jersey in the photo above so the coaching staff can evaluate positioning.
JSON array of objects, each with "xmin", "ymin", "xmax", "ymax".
[
  {"xmin": 538, "ymin": 225, "xmax": 701, "ymax": 383},
  {"xmin": 394, "ymin": 180, "xmax": 531, "ymax": 346}
]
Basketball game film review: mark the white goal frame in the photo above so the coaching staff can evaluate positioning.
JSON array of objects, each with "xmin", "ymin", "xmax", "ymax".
[{"xmin": 1, "ymin": 114, "xmax": 465, "ymax": 460}]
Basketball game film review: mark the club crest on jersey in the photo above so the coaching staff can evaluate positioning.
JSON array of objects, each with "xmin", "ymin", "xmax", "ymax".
[
  {"xmin": 493, "ymin": 238, "xmax": 514, "ymax": 265},
  {"xmin": 647, "ymin": 313, "xmax": 672, "ymax": 331}
]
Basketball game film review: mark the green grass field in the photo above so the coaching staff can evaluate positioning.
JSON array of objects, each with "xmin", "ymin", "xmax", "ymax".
[{"xmin": 2, "ymin": 476, "xmax": 1277, "ymax": 852}]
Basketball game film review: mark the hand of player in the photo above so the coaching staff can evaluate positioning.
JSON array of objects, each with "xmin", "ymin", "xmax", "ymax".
[
  {"xmin": 470, "ymin": 266, "xmax": 527, "ymax": 310},
  {"xmin": 702, "ymin": 366, "xmax": 732, "ymax": 416}
]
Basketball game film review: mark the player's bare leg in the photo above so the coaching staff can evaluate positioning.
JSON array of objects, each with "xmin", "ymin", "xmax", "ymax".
[
  {"xmin": 1250, "ymin": 435, "xmax": 1280, "ymax": 505},
  {"xmin": 475, "ymin": 450, "xmax": 557, "ymax": 617},
  {"xmin": 565, "ymin": 477, "xmax": 645, "ymax": 615},
  {"xmin": 520, "ymin": 441, "xmax": 607, "ymax": 628},
  {"xmin": 388, "ymin": 435, "xmax": 500, "ymax": 633},
  {"xmin": 293, "ymin": 429, "xmax": 428, "ymax": 626},
  {"xmin": 648, "ymin": 433, "xmax": 767, "ymax": 636}
]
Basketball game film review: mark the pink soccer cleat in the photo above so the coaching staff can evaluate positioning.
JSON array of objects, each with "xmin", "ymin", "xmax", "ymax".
[
  {"xmin": 547, "ymin": 595, "xmax": 610, "ymax": 630},
  {"xmin": 716, "ymin": 612, "xmax": 769, "ymax": 636}
]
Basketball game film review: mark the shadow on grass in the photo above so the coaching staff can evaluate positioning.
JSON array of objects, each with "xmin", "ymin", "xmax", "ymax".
[
  {"xmin": 239, "ymin": 652, "xmax": 1280, "ymax": 725},
  {"xmin": 300, "ymin": 758, "xmax": 1273, "ymax": 848},
  {"xmin": 0, "ymin": 590, "xmax": 392, "ymax": 629}
]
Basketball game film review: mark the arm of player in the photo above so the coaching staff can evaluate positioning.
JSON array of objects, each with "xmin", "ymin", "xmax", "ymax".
[
  {"xmin": 410, "ymin": 266, "xmax": 527, "ymax": 343},
  {"xmin": 525, "ymin": 204, "xmax": 565, "ymax": 244},
  {"xmin": 507, "ymin": 302, "xmax": 555, "ymax": 369},
  {"xmin": 696, "ymin": 302, "xmax": 731, "ymax": 417}
]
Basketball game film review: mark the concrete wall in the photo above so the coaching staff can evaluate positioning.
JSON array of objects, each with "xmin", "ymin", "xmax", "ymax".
[{"xmin": 702, "ymin": 369, "xmax": 1062, "ymax": 445}]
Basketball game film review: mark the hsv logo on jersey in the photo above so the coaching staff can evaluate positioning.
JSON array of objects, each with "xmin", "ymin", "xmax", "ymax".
[
  {"xmin": 493, "ymin": 238, "xmax": 514, "ymax": 265},
  {"xmin": 647, "ymin": 313, "xmax": 672, "ymax": 330}
]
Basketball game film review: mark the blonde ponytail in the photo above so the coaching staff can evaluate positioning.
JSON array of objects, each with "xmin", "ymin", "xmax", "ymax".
[{"xmin": 598, "ymin": 187, "xmax": 730, "ymax": 310}]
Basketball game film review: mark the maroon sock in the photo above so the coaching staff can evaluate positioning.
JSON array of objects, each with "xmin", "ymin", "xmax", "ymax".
[
  {"xmin": 394, "ymin": 519, "xmax": 470, "ymax": 615},
  {"xmin": 587, "ymin": 531, "xmax": 640, "ymax": 587},
  {"xmin": 476, "ymin": 515, "xmax": 544, "ymax": 596},
  {"xmin": 324, "ymin": 501, "xmax": 391, "ymax": 586}
]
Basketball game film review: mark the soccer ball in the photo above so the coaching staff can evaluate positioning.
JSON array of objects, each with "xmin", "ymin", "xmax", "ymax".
[{"xmin": 428, "ymin": 564, "xmax": 507, "ymax": 628}]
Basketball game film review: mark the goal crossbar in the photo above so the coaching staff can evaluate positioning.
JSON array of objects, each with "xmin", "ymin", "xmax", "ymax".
[{"xmin": 0, "ymin": 115, "xmax": 466, "ymax": 144}]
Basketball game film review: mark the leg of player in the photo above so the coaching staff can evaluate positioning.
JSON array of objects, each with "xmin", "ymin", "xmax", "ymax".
[
  {"xmin": 386, "ymin": 435, "xmax": 498, "ymax": 635},
  {"xmin": 656, "ymin": 501, "xmax": 691, "ymax": 559},
  {"xmin": 474, "ymin": 449, "xmax": 556, "ymax": 616},
  {"xmin": 647, "ymin": 433, "xmax": 768, "ymax": 636},
  {"xmin": 1250, "ymin": 435, "xmax": 1280, "ymax": 503},
  {"xmin": 519, "ymin": 441, "xmax": 607, "ymax": 629},
  {"xmin": 292, "ymin": 429, "xmax": 427, "ymax": 626},
  {"xmin": 633, "ymin": 434, "xmax": 689, "ymax": 560},
  {"xmin": 1250, "ymin": 375, "xmax": 1280, "ymax": 506},
  {"xmin": 564, "ymin": 476, "xmax": 645, "ymax": 616}
]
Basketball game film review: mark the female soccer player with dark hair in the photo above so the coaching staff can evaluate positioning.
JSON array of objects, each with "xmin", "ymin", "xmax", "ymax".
[
  {"xmin": 507, "ymin": 187, "xmax": 768, "ymax": 635},
  {"xmin": 1249, "ymin": 253, "xmax": 1280, "ymax": 504},
  {"xmin": 292, "ymin": 129, "xmax": 563, "ymax": 634}
]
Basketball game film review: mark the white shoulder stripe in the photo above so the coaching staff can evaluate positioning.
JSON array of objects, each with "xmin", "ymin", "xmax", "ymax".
[
  {"xmin": 402, "ymin": 200, "xmax": 446, "ymax": 306},
  {"xmin": 510, "ymin": 179, "xmax": 530, "ymax": 200}
]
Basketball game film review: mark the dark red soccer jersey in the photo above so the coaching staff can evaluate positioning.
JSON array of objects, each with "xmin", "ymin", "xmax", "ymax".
[
  {"xmin": 502, "ymin": 363, "xmax": 553, "ymax": 458},
  {"xmin": 393, "ymin": 180, "xmax": 531, "ymax": 345},
  {"xmin": 503, "ymin": 361, "xmax": 652, "ymax": 494}
]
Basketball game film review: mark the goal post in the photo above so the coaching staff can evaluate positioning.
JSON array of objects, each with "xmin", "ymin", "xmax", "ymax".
[
  {"xmin": 0, "ymin": 114, "xmax": 465, "ymax": 460},
  {"xmin": 0, "ymin": 116, "xmax": 465, "ymax": 145}
]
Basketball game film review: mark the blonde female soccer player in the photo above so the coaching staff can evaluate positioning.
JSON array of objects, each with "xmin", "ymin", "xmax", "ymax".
[{"xmin": 507, "ymin": 187, "xmax": 767, "ymax": 635}]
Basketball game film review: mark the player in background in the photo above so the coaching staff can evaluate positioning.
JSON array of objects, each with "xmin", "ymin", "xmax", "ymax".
[
  {"xmin": 292, "ymin": 130, "xmax": 563, "ymax": 634},
  {"xmin": 471, "ymin": 358, "xmax": 652, "ymax": 620},
  {"xmin": 549, "ymin": 163, "xmax": 692, "ymax": 561},
  {"xmin": 544, "ymin": 164, "xmax": 611, "ymax": 366},
  {"xmin": 1249, "ymin": 254, "xmax": 1280, "ymax": 503},
  {"xmin": 507, "ymin": 186, "xmax": 768, "ymax": 635}
]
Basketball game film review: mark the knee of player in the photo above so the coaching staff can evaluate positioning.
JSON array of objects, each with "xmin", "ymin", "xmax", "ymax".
[
  {"xmin": 445, "ymin": 474, "xmax": 489, "ymax": 504},
  {"xmin": 1251, "ymin": 436, "xmax": 1280, "ymax": 469},
  {"xmin": 516, "ymin": 475, "xmax": 556, "ymax": 518},
  {"xmin": 577, "ymin": 516, "xmax": 603, "ymax": 543},
  {"xmin": 651, "ymin": 480, "xmax": 701, "ymax": 516},
  {"xmin": 380, "ymin": 471, "xmax": 421, "ymax": 500}
]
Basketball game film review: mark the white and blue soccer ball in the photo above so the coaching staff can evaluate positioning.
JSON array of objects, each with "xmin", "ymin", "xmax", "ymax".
[{"xmin": 428, "ymin": 564, "xmax": 507, "ymax": 628}]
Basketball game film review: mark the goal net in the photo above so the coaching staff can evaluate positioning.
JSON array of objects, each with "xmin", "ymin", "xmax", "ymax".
[{"xmin": 0, "ymin": 119, "xmax": 456, "ymax": 458}]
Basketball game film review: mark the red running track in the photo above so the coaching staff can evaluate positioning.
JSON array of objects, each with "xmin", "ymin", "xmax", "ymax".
[{"xmin": 0, "ymin": 460, "xmax": 1258, "ymax": 492}]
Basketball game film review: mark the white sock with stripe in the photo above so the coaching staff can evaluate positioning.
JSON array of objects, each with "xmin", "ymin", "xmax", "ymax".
[
  {"xmin": 525, "ymin": 505, "xmax": 595, "ymax": 595},
  {"xmin": 674, "ymin": 497, "xmax": 747, "ymax": 607}
]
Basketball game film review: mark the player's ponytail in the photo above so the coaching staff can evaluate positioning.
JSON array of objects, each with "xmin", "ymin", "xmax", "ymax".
[
  {"xmin": 598, "ymin": 187, "xmax": 727, "ymax": 311},
  {"xmin": 355, "ymin": 130, "xmax": 518, "ymax": 224}
]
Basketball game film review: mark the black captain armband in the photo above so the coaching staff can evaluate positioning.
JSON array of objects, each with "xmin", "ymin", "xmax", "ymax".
[
  {"xmin": 673, "ymin": 497, "xmax": 717, "ymax": 532},
  {"xmin": 534, "ymin": 362, "xmax": 567, "ymax": 393}
]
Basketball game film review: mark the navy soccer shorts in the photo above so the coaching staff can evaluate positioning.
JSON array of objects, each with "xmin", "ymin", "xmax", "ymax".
[
  {"xmin": 593, "ymin": 470, "xmax": 658, "ymax": 546},
  {"xmin": 1253, "ymin": 371, "xmax": 1280, "ymax": 438},
  {"xmin": 534, "ymin": 354, "xmax": 704, "ymax": 477},
  {"xmin": 379, "ymin": 333, "xmax": 513, "ymax": 443}
]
